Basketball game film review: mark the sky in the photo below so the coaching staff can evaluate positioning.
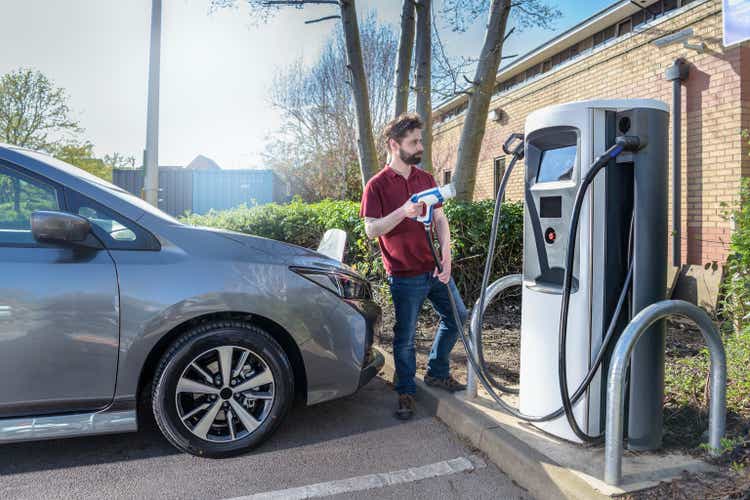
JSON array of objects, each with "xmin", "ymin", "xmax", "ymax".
[{"xmin": 0, "ymin": 0, "xmax": 613, "ymax": 169}]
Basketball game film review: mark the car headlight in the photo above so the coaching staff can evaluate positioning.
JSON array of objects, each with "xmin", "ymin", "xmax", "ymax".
[{"xmin": 291, "ymin": 266, "xmax": 372, "ymax": 300}]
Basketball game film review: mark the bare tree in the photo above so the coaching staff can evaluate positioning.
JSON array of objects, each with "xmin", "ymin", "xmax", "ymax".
[
  {"xmin": 212, "ymin": 0, "xmax": 380, "ymax": 187},
  {"xmin": 442, "ymin": 0, "xmax": 559, "ymax": 33},
  {"xmin": 431, "ymin": 18, "xmax": 476, "ymax": 101},
  {"xmin": 444, "ymin": 0, "xmax": 560, "ymax": 200},
  {"xmin": 451, "ymin": 0, "xmax": 511, "ymax": 200},
  {"xmin": 339, "ymin": 0, "xmax": 379, "ymax": 185},
  {"xmin": 394, "ymin": 0, "xmax": 415, "ymax": 117},
  {"xmin": 212, "ymin": 0, "xmax": 560, "ymax": 197},
  {"xmin": 262, "ymin": 14, "xmax": 397, "ymax": 201},
  {"xmin": 414, "ymin": 0, "xmax": 433, "ymax": 173}
]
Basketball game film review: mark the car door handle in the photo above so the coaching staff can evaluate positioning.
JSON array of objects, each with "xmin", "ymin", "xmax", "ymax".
[{"xmin": 0, "ymin": 306, "xmax": 11, "ymax": 319}]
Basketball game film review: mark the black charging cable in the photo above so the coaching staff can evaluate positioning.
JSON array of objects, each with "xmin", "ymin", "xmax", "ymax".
[
  {"xmin": 422, "ymin": 134, "xmax": 641, "ymax": 434},
  {"xmin": 557, "ymin": 136, "xmax": 641, "ymax": 443}
]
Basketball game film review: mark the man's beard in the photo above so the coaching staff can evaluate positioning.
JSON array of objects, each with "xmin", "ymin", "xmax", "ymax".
[{"xmin": 399, "ymin": 149, "xmax": 422, "ymax": 165}]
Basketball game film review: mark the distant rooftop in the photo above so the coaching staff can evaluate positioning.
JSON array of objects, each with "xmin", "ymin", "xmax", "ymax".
[{"xmin": 186, "ymin": 154, "xmax": 222, "ymax": 170}]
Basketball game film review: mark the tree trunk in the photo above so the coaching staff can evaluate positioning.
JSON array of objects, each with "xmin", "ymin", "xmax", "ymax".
[
  {"xmin": 394, "ymin": 0, "xmax": 415, "ymax": 118},
  {"xmin": 452, "ymin": 0, "xmax": 511, "ymax": 201},
  {"xmin": 339, "ymin": 0, "xmax": 379, "ymax": 187},
  {"xmin": 414, "ymin": 0, "xmax": 432, "ymax": 173}
]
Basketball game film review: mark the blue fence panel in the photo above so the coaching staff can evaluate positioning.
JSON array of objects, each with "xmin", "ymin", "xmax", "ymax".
[
  {"xmin": 114, "ymin": 168, "xmax": 279, "ymax": 216},
  {"xmin": 113, "ymin": 169, "xmax": 143, "ymax": 197},
  {"xmin": 159, "ymin": 169, "xmax": 193, "ymax": 217},
  {"xmin": 112, "ymin": 168, "xmax": 193, "ymax": 218},
  {"xmin": 192, "ymin": 170, "xmax": 276, "ymax": 214}
]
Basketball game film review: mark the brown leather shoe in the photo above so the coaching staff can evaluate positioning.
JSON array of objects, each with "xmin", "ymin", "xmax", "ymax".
[
  {"xmin": 424, "ymin": 374, "xmax": 467, "ymax": 393},
  {"xmin": 395, "ymin": 394, "xmax": 416, "ymax": 420}
]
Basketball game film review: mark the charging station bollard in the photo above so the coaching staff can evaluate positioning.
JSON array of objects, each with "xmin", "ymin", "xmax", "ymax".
[{"xmin": 604, "ymin": 300, "xmax": 726, "ymax": 486}]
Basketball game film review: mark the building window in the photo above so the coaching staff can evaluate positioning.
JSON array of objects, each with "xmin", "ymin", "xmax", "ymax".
[
  {"xmin": 593, "ymin": 31, "xmax": 603, "ymax": 46},
  {"xmin": 663, "ymin": 0, "xmax": 677, "ymax": 12},
  {"xmin": 579, "ymin": 37, "xmax": 593, "ymax": 53},
  {"xmin": 443, "ymin": 170, "xmax": 452, "ymax": 185},
  {"xmin": 593, "ymin": 25, "xmax": 616, "ymax": 47},
  {"xmin": 649, "ymin": 0, "xmax": 664, "ymax": 18},
  {"xmin": 631, "ymin": 10, "xmax": 645, "ymax": 27},
  {"xmin": 493, "ymin": 157, "xmax": 506, "ymax": 200},
  {"xmin": 526, "ymin": 63, "xmax": 542, "ymax": 79},
  {"xmin": 559, "ymin": 47, "xmax": 571, "ymax": 64},
  {"xmin": 501, "ymin": 74, "xmax": 523, "ymax": 92},
  {"xmin": 617, "ymin": 19, "xmax": 632, "ymax": 36}
]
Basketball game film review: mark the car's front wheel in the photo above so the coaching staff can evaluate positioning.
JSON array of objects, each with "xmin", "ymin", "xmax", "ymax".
[{"xmin": 152, "ymin": 321, "xmax": 293, "ymax": 458}]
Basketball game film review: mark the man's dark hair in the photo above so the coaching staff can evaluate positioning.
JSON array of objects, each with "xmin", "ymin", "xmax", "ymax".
[{"xmin": 382, "ymin": 113, "xmax": 423, "ymax": 148}]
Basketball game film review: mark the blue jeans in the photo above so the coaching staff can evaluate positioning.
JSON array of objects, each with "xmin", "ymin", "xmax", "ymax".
[{"xmin": 388, "ymin": 272, "xmax": 468, "ymax": 395}]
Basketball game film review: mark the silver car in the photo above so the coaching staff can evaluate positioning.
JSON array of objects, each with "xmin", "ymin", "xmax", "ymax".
[{"xmin": 0, "ymin": 144, "xmax": 383, "ymax": 457}]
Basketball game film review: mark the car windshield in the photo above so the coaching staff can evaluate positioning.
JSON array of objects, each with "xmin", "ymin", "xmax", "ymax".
[{"xmin": 17, "ymin": 148, "xmax": 182, "ymax": 225}]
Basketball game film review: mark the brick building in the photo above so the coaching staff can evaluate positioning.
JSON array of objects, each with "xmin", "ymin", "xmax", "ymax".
[{"xmin": 432, "ymin": 0, "xmax": 749, "ymax": 265}]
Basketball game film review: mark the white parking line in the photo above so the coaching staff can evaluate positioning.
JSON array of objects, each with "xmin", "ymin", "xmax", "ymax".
[{"xmin": 226, "ymin": 455, "xmax": 487, "ymax": 500}]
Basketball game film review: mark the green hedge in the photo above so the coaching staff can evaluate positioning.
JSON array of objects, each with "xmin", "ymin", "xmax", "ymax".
[{"xmin": 181, "ymin": 197, "xmax": 523, "ymax": 302}]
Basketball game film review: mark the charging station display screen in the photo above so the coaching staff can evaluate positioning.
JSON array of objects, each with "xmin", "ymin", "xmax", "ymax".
[
  {"xmin": 537, "ymin": 145, "xmax": 576, "ymax": 183},
  {"xmin": 540, "ymin": 196, "xmax": 562, "ymax": 218}
]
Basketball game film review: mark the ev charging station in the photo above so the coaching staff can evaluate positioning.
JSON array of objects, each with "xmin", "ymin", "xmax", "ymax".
[
  {"xmin": 410, "ymin": 97, "xmax": 725, "ymax": 487},
  {"xmin": 518, "ymin": 99, "xmax": 669, "ymax": 448},
  {"xmin": 436, "ymin": 97, "xmax": 725, "ymax": 487}
]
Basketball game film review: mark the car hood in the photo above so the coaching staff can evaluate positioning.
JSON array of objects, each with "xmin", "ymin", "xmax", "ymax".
[{"xmin": 198, "ymin": 226, "xmax": 358, "ymax": 273}]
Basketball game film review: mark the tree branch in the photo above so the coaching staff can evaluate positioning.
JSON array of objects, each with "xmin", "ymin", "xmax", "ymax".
[
  {"xmin": 305, "ymin": 15, "xmax": 340, "ymax": 24},
  {"xmin": 262, "ymin": 0, "xmax": 338, "ymax": 5},
  {"xmin": 462, "ymin": 75, "xmax": 479, "ymax": 86}
]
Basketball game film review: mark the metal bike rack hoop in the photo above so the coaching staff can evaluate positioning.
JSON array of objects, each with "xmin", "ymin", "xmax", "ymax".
[
  {"xmin": 604, "ymin": 300, "xmax": 727, "ymax": 486},
  {"xmin": 467, "ymin": 274, "xmax": 523, "ymax": 398}
]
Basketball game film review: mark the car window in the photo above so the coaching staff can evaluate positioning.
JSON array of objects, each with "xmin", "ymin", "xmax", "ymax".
[
  {"xmin": 0, "ymin": 165, "xmax": 61, "ymax": 245},
  {"xmin": 16, "ymin": 148, "xmax": 182, "ymax": 225},
  {"xmin": 66, "ymin": 190, "xmax": 160, "ymax": 251},
  {"xmin": 78, "ymin": 206, "xmax": 138, "ymax": 242}
]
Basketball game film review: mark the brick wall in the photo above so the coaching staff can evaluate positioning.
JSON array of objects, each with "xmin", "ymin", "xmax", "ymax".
[{"xmin": 433, "ymin": 0, "xmax": 748, "ymax": 264}]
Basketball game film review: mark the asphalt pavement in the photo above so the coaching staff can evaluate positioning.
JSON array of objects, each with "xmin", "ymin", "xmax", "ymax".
[{"xmin": 0, "ymin": 377, "xmax": 531, "ymax": 500}]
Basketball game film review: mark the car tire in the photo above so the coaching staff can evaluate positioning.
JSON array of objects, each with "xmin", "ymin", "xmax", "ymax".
[{"xmin": 152, "ymin": 320, "xmax": 294, "ymax": 458}]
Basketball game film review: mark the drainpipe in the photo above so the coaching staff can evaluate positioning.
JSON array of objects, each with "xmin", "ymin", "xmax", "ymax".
[{"xmin": 665, "ymin": 58, "xmax": 689, "ymax": 268}]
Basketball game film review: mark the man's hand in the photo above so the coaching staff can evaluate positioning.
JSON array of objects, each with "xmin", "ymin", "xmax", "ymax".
[
  {"xmin": 364, "ymin": 198, "xmax": 425, "ymax": 239},
  {"xmin": 400, "ymin": 199, "xmax": 424, "ymax": 219},
  {"xmin": 433, "ymin": 255, "xmax": 451, "ymax": 284}
]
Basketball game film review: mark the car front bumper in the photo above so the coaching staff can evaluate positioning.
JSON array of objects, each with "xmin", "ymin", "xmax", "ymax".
[{"xmin": 351, "ymin": 299, "xmax": 384, "ymax": 388}]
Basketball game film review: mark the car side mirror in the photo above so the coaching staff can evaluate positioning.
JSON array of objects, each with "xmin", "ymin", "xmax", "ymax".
[{"xmin": 31, "ymin": 211, "xmax": 93, "ymax": 246}]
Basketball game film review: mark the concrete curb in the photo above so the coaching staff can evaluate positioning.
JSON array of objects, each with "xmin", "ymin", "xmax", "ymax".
[{"xmin": 377, "ymin": 348, "xmax": 608, "ymax": 500}]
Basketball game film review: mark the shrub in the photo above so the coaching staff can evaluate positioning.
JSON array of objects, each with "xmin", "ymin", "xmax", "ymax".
[{"xmin": 443, "ymin": 200, "xmax": 523, "ymax": 301}]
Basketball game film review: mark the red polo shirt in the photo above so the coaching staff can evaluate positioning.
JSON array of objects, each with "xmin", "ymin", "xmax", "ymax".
[{"xmin": 359, "ymin": 165, "xmax": 442, "ymax": 277}]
